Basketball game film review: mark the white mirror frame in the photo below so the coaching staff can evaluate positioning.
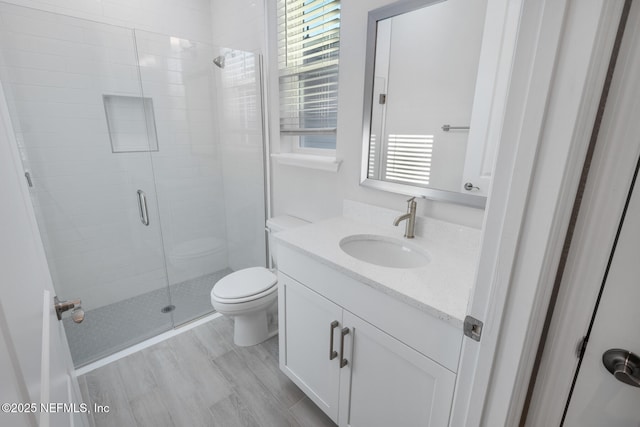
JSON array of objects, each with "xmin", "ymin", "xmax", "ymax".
[{"xmin": 359, "ymin": 0, "xmax": 487, "ymax": 209}]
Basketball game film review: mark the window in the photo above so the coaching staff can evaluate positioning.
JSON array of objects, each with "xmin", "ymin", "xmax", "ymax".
[{"xmin": 277, "ymin": 0, "xmax": 340, "ymax": 150}]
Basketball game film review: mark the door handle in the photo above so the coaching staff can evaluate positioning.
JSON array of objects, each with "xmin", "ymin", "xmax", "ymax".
[
  {"xmin": 54, "ymin": 296, "xmax": 84, "ymax": 323},
  {"xmin": 464, "ymin": 182, "xmax": 480, "ymax": 191},
  {"xmin": 329, "ymin": 321, "xmax": 339, "ymax": 360},
  {"xmin": 137, "ymin": 190, "xmax": 149, "ymax": 226},
  {"xmin": 603, "ymin": 349, "xmax": 640, "ymax": 388},
  {"xmin": 340, "ymin": 327, "xmax": 350, "ymax": 368}
]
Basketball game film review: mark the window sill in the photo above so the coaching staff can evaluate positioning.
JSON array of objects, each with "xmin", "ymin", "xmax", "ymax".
[{"xmin": 271, "ymin": 153, "xmax": 342, "ymax": 172}]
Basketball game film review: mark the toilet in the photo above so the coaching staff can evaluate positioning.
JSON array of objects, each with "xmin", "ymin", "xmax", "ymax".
[{"xmin": 210, "ymin": 215, "xmax": 309, "ymax": 346}]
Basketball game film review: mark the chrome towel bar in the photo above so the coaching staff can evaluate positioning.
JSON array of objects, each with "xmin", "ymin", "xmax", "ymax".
[{"xmin": 441, "ymin": 124, "xmax": 470, "ymax": 132}]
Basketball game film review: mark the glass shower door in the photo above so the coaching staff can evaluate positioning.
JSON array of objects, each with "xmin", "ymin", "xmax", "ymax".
[
  {"xmin": 0, "ymin": 5, "xmax": 173, "ymax": 366},
  {"xmin": 134, "ymin": 32, "xmax": 268, "ymax": 326},
  {"xmin": 133, "ymin": 31, "xmax": 229, "ymax": 326}
]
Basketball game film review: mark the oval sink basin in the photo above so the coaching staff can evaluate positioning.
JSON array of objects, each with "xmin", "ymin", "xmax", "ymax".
[{"xmin": 339, "ymin": 234, "xmax": 430, "ymax": 268}]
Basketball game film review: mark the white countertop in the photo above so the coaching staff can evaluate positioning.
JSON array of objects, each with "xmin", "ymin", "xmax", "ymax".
[{"xmin": 274, "ymin": 216, "xmax": 481, "ymax": 328}]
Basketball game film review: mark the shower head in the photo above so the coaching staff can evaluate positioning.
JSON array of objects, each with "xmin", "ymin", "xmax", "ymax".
[
  {"xmin": 213, "ymin": 55, "xmax": 225, "ymax": 69},
  {"xmin": 213, "ymin": 51, "xmax": 237, "ymax": 69}
]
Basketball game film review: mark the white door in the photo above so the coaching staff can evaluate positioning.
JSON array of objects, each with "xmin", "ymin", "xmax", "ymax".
[
  {"xmin": 562, "ymin": 163, "xmax": 640, "ymax": 424},
  {"xmin": 339, "ymin": 311, "xmax": 456, "ymax": 427},
  {"xmin": 0, "ymin": 81, "xmax": 88, "ymax": 427}
]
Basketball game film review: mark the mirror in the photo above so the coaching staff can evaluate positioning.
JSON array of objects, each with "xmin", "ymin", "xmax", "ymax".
[{"xmin": 360, "ymin": 0, "xmax": 489, "ymax": 208}]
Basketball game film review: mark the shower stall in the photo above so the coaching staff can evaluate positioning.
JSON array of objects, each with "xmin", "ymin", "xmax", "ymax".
[{"xmin": 0, "ymin": 3, "xmax": 268, "ymax": 366}]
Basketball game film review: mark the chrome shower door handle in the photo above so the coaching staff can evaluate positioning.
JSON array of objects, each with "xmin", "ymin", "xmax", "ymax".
[{"xmin": 137, "ymin": 190, "xmax": 149, "ymax": 226}]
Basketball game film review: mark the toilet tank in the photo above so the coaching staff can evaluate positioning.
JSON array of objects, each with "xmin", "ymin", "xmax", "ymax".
[{"xmin": 266, "ymin": 215, "xmax": 309, "ymax": 267}]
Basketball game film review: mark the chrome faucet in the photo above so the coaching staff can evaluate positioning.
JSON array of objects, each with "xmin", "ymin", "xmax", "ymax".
[{"xmin": 393, "ymin": 197, "xmax": 417, "ymax": 238}]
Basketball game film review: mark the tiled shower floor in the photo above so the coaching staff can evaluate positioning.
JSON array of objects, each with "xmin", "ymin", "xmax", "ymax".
[{"xmin": 64, "ymin": 269, "xmax": 232, "ymax": 367}]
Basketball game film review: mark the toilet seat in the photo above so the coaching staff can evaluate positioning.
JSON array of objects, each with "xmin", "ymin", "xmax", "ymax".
[{"xmin": 211, "ymin": 267, "xmax": 277, "ymax": 304}]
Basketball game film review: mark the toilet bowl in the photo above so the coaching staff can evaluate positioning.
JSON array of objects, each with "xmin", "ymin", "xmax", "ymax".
[{"xmin": 210, "ymin": 215, "xmax": 309, "ymax": 346}]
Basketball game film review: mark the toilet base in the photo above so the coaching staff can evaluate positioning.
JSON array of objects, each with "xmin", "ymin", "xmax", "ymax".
[{"xmin": 233, "ymin": 311, "xmax": 276, "ymax": 346}]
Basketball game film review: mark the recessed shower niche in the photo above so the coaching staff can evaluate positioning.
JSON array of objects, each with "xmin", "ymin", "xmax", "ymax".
[{"xmin": 103, "ymin": 95, "xmax": 159, "ymax": 153}]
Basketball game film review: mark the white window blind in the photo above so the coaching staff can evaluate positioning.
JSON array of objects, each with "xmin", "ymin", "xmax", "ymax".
[
  {"xmin": 277, "ymin": 0, "xmax": 340, "ymax": 149},
  {"xmin": 384, "ymin": 134, "xmax": 433, "ymax": 186}
]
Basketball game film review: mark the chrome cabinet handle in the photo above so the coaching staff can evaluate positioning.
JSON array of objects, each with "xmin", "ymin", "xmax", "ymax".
[
  {"xmin": 137, "ymin": 190, "xmax": 149, "ymax": 226},
  {"xmin": 329, "ymin": 321, "xmax": 339, "ymax": 360},
  {"xmin": 340, "ymin": 327, "xmax": 350, "ymax": 368}
]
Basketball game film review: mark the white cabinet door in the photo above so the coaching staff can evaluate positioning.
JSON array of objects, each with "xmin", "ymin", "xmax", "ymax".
[
  {"xmin": 279, "ymin": 274, "xmax": 343, "ymax": 422},
  {"xmin": 339, "ymin": 311, "xmax": 456, "ymax": 427}
]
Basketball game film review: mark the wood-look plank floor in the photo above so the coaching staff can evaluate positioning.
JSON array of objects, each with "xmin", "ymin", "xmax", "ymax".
[{"xmin": 79, "ymin": 316, "xmax": 336, "ymax": 427}]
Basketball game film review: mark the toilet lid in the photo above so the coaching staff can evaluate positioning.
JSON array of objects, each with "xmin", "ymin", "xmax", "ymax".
[{"xmin": 213, "ymin": 267, "xmax": 277, "ymax": 300}]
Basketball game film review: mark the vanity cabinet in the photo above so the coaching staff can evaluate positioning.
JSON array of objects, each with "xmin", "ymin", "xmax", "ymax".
[{"xmin": 277, "ymin": 246, "xmax": 461, "ymax": 427}]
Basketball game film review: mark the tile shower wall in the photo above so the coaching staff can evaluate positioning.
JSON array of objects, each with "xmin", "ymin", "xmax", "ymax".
[
  {"xmin": 0, "ymin": 5, "xmax": 229, "ymax": 311},
  {"xmin": 0, "ymin": 4, "xmax": 171, "ymax": 310}
]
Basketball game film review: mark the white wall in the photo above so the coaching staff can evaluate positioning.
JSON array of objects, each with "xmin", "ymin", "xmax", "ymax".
[
  {"xmin": 234, "ymin": 0, "xmax": 485, "ymax": 227},
  {"xmin": 0, "ymin": 0, "xmax": 212, "ymax": 41},
  {"xmin": 211, "ymin": 0, "xmax": 264, "ymax": 52}
]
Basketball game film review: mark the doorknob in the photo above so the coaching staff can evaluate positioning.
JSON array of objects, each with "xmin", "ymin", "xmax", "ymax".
[
  {"xmin": 602, "ymin": 349, "xmax": 640, "ymax": 388},
  {"xmin": 54, "ymin": 296, "xmax": 84, "ymax": 323},
  {"xmin": 464, "ymin": 182, "xmax": 480, "ymax": 191}
]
